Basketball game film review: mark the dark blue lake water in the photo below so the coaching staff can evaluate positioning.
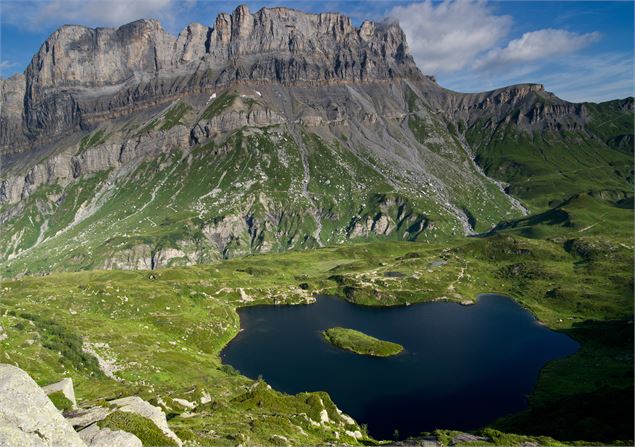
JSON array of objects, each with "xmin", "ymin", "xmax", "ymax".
[{"xmin": 221, "ymin": 294, "xmax": 579, "ymax": 439}]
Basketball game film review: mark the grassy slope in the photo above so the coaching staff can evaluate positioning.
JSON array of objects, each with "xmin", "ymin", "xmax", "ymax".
[
  {"xmin": 322, "ymin": 327, "xmax": 404, "ymax": 357},
  {"xmin": 467, "ymin": 100, "xmax": 634, "ymax": 211},
  {"xmin": 407, "ymin": 88, "xmax": 523, "ymax": 232},
  {"xmin": 1, "ymin": 193, "xmax": 632, "ymax": 445},
  {"xmin": 98, "ymin": 411, "xmax": 178, "ymax": 446}
]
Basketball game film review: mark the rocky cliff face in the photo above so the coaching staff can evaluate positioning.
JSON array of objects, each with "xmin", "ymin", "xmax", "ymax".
[{"xmin": 2, "ymin": 5, "xmax": 422, "ymax": 151}]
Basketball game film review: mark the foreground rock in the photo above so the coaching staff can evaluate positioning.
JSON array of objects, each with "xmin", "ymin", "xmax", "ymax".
[
  {"xmin": 67, "ymin": 396, "xmax": 182, "ymax": 446},
  {"xmin": 78, "ymin": 424, "xmax": 142, "ymax": 447},
  {"xmin": 0, "ymin": 364, "xmax": 86, "ymax": 447}
]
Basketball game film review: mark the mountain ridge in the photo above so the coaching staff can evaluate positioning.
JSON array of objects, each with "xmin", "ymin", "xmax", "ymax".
[{"xmin": 1, "ymin": 4, "xmax": 423, "ymax": 151}]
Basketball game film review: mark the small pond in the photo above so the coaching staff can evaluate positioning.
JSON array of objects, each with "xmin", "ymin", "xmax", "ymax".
[{"xmin": 221, "ymin": 294, "xmax": 578, "ymax": 439}]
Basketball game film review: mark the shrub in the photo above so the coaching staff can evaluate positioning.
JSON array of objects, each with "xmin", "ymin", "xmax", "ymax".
[{"xmin": 19, "ymin": 312, "xmax": 102, "ymax": 376}]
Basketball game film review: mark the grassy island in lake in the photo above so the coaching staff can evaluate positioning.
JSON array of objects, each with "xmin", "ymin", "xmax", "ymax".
[{"xmin": 322, "ymin": 327, "xmax": 403, "ymax": 357}]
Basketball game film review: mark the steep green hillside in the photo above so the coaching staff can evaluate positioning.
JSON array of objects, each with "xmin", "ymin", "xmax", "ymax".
[{"xmin": 466, "ymin": 99, "xmax": 634, "ymax": 210}]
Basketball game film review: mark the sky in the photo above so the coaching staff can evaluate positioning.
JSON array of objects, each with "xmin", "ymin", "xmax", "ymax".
[{"xmin": 0, "ymin": 0, "xmax": 633, "ymax": 103}]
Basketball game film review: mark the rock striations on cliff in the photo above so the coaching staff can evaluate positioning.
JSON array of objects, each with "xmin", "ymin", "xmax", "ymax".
[{"xmin": 2, "ymin": 5, "xmax": 422, "ymax": 150}]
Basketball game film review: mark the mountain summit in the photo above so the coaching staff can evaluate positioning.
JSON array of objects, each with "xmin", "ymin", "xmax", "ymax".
[{"xmin": 0, "ymin": 5, "xmax": 632, "ymax": 276}]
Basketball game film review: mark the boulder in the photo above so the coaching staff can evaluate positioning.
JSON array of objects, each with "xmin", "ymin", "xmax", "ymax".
[
  {"xmin": 0, "ymin": 364, "xmax": 86, "ymax": 447},
  {"xmin": 78, "ymin": 423, "xmax": 142, "ymax": 447},
  {"xmin": 65, "ymin": 407, "xmax": 111, "ymax": 430},
  {"xmin": 66, "ymin": 396, "xmax": 182, "ymax": 446}
]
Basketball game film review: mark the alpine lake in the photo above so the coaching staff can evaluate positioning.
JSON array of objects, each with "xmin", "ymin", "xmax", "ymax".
[{"xmin": 222, "ymin": 294, "xmax": 579, "ymax": 439}]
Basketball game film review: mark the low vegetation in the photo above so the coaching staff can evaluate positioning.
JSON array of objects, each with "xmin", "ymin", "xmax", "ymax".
[
  {"xmin": 78, "ymin": 128, "xmax": 107, "ymax": 154},
  {"xmin": 47, "ymin": 390, "xmax": 74, "ymax": 412},
  {"xmin": 159, "ymin": 101, "xmax": 191, "ymax": 130},
  {"xmin": 200, "ymin": 91, "xmax": 237, "ymax": 119},
  {"xmin": 98, "ymin": 411, "xmax": 178, "ymax": 446},
  {"xmin": 322, "ymin": 327, "xmax": 403, "ymax": 357}
]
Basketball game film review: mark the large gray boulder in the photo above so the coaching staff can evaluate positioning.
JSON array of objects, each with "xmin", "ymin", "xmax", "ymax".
[
  {"xmin": 65, "ymin": 407, "xmax": 111, "ymax": 431},
  {"xmin": 0, "ymin": 364, "xmax": 86, "ymax": 447}
]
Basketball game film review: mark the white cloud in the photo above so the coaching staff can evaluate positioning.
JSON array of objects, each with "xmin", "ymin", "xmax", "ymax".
[
  {"xmin": 42, "ymin": 0, "xmax": 175, "ymax": 27},
  {"xmin": 388, "ymin": 0, "xmax": 512, "ymax": 74},
  {"xmin": 475, "ymin": 29, "xmax": 600, "ymax": 71},
  {"xmin": 438, "ymin": 50, "xmax": 632, "ymax": 103},
  {"xmin": 0, "ymin": 60, "xmax": 17, "ymax": 70},
  {"xmin": 0, "ymin": 61, "xmax": 19, "ymax": 79},
  {"xmin": 2, "ymin": 0, "xmax": 179, "ymax": 30},
  {"xmin": 538, "ymin": 52, "xmax": 633, "ymax": 103}
]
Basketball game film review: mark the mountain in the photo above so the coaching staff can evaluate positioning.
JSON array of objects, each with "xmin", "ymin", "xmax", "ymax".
[{"xmin": 0, "ymin": 5, "xmax": 632, "ymax": 277}]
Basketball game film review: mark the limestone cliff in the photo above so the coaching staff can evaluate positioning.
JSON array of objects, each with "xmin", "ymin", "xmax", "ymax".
[{"xmin": 2, "ymin": 5, "xmax": 421, "ymax": 151}]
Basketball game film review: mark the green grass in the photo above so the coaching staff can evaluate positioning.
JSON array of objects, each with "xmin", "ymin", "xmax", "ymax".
[
  {"xmin": 159, "ymin": 102, "xmax": 191, "ymax": 130},
  {"xmin": 78, "ymin": 129, "xmax": 107, "ymax": 154},
  {"xmin": 48, "ymin": 390, "xmax": 74, "ymax": 412},
  {"xmin": 429, "ymin": 428, "xmax": 573, "ymax": 446},
  {"xmin": 322, "ymin": 327, "xmax": 403, "ymax": 357},
  {"xmin": 467, "ymin": 120, "xmax": 633, "ymax": 210},
  {"xmin": 98, "ymin": 411, "xmax": 178, "ymax": 446},
  {"xmin": 200, "ymin": 92, "xmax": 237, "ymax": 120},
  {"xmin": 7, "ymin": 310, "xmax": 103, "ymax": 377}
]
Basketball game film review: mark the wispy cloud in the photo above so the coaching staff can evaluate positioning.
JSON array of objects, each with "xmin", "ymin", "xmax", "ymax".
[
  {"xmin": 0, "ymin": 60, "xmax": 18, "ymax": 77},
  {"xmin": 538, "ymin": 52, "xmax": 634, "ymax": 103},
  {"xmin": 0, "ymin": 60, "xmax": 17, "ymax": 69},
  {"xmin": 440, "ymin": 51, "xmax": 633, "ymax": 103},
  {"xmin": 474, "ymin": 29, "xmax": 601, "ymax": 72},
  {"xmin": 1, "ymin": 0, "xmax": 182, "ymax": 30},
  {"xmin": 388, "ymin": 0, "xmax": 511, "ymax": 74}
]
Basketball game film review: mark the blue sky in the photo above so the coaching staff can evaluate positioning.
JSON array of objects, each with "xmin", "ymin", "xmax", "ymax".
[{"xmin": 1, "ymin": 0, "xmax": 633, "ymax": 102}]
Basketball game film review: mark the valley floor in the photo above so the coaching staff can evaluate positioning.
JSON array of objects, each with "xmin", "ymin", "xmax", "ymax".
[{"xmin": 0, "ymin": 216, "xmax": 633, "ymax": 445}]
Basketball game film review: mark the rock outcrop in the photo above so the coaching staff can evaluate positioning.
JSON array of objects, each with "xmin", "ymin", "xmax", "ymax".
[
  {"xmin": 67, "ymin": 396, "xmax": 182, "ymax": 447},
  {"xmin": 0, "ymin": 364, "xmax": 86, "ymax": 447},
  {"xmin": 0, "ymin": 365, "xmax": 184, "ymax": 447}
]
